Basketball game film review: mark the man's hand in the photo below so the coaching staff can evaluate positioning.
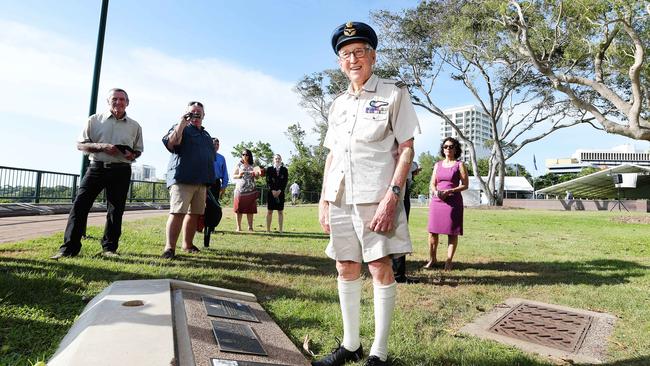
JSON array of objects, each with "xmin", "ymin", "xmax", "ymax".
[
  {"xmin": 272, "ymin": 190, "xmax": 281, "ymax": 198},
  {"xmin": 103, "ymin": 144, "xmax": 119, "ymax": 156},
  {"xmin": 123, "ymin": 149, "xmax": 137, "ymax": 161},
  {"xmin": 369, "ymin": 191, "xmax": 400, "ymax": 232},
  {"xmin": 179, "ymin": 114, "xmax": 191, "ymax": 125},
  {"xmin": 318, "ymin": 200, "xmax": 331, "ymax": 233}
]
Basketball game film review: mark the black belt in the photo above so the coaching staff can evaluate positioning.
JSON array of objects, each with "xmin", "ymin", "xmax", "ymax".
[{"xmin": 90, "ymin": 161, "xmax": 131, "ymax": 169}]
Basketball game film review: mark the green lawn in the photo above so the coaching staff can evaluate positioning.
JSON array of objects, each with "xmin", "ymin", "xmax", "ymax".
[{"xmin": 1, "ymin": 206, "xmax": 649, "ymax": 366}]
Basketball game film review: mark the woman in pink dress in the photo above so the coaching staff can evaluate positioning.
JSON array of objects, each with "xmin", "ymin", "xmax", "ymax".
[{"xmin": 424, "ymin": 137, "xmax": 469, "ymax": 271}]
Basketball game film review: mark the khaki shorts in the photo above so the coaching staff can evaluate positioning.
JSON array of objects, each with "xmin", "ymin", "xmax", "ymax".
[
  {"xmin": 169, "ymin": 184, "xmax": 207, "ymax": 214},
  {"xmin": 325, "ymin": 196, "xmax": 412, "ymax": 263}
]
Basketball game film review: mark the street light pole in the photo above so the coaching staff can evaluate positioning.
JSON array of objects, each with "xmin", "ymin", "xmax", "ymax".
[
  {"xmin": 81, "ymin": 0, "xmax": 110, "ymax": 178},
  {"xmin": 80, "ymin": 0, "xmax": 109, "ymax": 237}
]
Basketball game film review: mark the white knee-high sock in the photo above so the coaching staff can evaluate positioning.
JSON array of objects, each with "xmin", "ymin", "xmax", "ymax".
[
  {"xmin": 338, "ymin": 277, "xmax": 362, "ymax": 351},
  {"xmin": 370, "ymin": 281, "xmax": 397, "ymax": 361}
]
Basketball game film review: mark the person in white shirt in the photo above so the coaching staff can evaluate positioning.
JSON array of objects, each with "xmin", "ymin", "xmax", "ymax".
[{"xmin": 312, "ymin": 21, "xmax": 420, "ymax": 366}]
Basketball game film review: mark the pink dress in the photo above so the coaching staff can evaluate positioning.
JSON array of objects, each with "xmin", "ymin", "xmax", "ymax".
[{"xmin": 428, "ymin": 160, "xmax": 463, "ymax": 235}]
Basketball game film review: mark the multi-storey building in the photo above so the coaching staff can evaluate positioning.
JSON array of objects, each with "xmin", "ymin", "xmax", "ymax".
[
  {"xmin": 131, "ymin": 164, "xmax": 157, "ymax": 181},
  {"xmin": 442, "ymin": 105, "xmax": 500, "ymax": 163},
  {"xmin": 546, "ymin": 144, "xmax": 650, "ymax": 174}
]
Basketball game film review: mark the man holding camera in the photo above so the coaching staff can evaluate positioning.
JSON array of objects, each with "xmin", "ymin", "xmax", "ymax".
[
  {"xmin": 51, "ymin": 88, "xmax": 143, "ymax": 260},
  {"xmin": 161, "ymin": 101, "xmax": 215, "ymax": 259}
]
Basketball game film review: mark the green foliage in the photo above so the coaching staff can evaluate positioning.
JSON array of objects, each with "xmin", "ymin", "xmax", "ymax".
[
  {"xmin": 294, "ymin": 69, "xmax": 347, "ymax": 146},
  {"xmin": 578, "ymin": 167, "xmax": 601, "ymax": 177},
  {"xmin": 231, "ymin": 141, "xmax": 274, "ymax": 167},
  {"xmin": 506, "ymin": 163, "xmax": 532, "ymax": 179},
  {"xmin": 285, "ymin": 123, "xmax": 324, "ymax": 200},
  {"xmin": 293, "ymin": 69, "xmax": 351, "ymax": 201},
  {"xmin": 411, "ymin": 151, "xmax": 439, "ymax": 196},
  {"xmin": 466, "ymin": 158, "xmax": 490, "ymax": 177}
]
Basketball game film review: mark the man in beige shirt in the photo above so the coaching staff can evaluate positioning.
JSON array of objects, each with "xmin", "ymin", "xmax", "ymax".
[
  {"xmin": 313, "ymin": 22, "xmax": 420, "ymax": 366},
  {"xmin": 51, "ymin": 88, "xmax": 143, "ymax": 259}
]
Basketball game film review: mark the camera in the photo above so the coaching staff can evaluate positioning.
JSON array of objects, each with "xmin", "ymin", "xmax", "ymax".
[{"xmin": 184, "ymin": 112, "xmax": 202, "ymax": 120}]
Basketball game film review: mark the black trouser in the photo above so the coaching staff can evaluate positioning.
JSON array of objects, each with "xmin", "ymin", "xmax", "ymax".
[
  {"xmin": 204, "ymin": 179, "xmax": 221, "ymax": 247},
  {"xmin": 393, "ymin": 185, "xmax": 411, "ymax": 280},
  {"xmin": 59, "ymin": 164, "xmax": 131, "ymax": 254}
]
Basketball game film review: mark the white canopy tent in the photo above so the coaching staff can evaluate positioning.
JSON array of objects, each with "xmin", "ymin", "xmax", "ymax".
[{"xmin": 537, "ymin": 164, "xmax": 650, "ymax": 199}]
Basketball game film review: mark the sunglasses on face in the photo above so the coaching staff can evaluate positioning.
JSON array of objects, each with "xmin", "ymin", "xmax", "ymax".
[
  {"xmin": 187, "ymin": 101, "xmax": 204, "ymax": 108},
  {"xmin": 443, "ymin": 145, "xmax": 455, "ymax": 149}
]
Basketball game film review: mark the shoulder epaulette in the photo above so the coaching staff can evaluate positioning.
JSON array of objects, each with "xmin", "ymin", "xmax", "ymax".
[{"xmin": 382, "ymin": 80, "xmax": 407, "ymax": 88}]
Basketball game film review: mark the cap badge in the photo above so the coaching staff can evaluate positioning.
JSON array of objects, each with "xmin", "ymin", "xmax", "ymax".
[{"xmin": 344, "ymin": 22, "xmax": 356, "ymax": 36}]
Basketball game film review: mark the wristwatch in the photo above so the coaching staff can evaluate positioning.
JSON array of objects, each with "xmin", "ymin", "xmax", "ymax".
[{"xmin": 390, "ymin": 185, "xmax": 401, "ymax": 196}]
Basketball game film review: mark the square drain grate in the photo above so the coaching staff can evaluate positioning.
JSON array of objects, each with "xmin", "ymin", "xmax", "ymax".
[{"xmin": 488, "ymin": 302, "xmax": 593, "ymax": 352}]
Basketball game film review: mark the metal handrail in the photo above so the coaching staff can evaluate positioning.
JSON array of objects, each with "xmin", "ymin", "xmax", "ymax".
[{"xmin": 0, "ymin": 165, "xmax": 168, "ymax": 203}]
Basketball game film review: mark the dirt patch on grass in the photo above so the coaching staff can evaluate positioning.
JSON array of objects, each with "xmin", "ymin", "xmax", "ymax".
[{"xmin": 611, "ymin": 216, "xmax": 650, "ymax": 224}]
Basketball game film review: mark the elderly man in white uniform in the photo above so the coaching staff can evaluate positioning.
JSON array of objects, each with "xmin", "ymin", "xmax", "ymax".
[{"xmin": 313, "ymin": 21, "xmax": 420, "ymax": 366}]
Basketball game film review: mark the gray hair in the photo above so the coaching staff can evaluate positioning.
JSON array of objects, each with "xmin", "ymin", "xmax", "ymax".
[{"xmin": 107, "ymin": 88, "xmax": 129, "ymax": 102}]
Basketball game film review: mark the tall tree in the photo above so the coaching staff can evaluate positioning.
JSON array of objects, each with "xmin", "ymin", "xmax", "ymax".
[
  {"xmin": 501, "ymin": 0, "xmax": 649, "ymax": 140},
  {"xmin": 294, "ymin": 69, "xmax": 348, "ymax": 147},
  {"xmin": 284, "ymin": 123, "xmax": 324, "ymax": 198},
  {"xmin": 371, "ymin": 2, "xmax": 591, "ymax": 205}
]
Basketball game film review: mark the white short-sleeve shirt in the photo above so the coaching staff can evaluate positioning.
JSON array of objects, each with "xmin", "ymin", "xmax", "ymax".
[{"xmin": 323, "ymin": 74, "xmax": 420, "ymax": 204}]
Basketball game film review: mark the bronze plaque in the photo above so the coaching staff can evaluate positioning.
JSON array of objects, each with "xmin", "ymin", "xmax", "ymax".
[
  {"xmin": 203, "ymin": 297, "xmax": 260, "ymax": 322},
  {"xmin": 489, "ymin": 302, "xmax": 593, "ymax": 352},
  {"xmin": 211, "ymin": 359, "xmax": 290, "ymax": 366},
  {"xmin": 211, "ymin": 320, "xmax": 267, "ymax": 356}
]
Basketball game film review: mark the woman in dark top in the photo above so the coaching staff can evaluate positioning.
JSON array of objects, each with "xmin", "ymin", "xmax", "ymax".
[{"xmin": 265, "ymin": 154, "xmax": 288, "ymax": 232}]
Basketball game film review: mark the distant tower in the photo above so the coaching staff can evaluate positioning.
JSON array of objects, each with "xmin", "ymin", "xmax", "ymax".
[
  {"xmin": 442, "ymin": 105, "xmax": 500, "ymax": 162},
  {"xmin": 131, "ymin": 164, "xmax": 157, "ymax": 181}
]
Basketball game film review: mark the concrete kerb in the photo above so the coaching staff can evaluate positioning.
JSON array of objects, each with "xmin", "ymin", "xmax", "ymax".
[{"xmin": 0, "ymin": 203, "xmax": 169, "ymax": 217}]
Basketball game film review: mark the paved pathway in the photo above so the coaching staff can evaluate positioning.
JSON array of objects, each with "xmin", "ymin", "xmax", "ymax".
[{"xmin": 0, "ymin": 210, "xmax": 167, "ymax": 244}]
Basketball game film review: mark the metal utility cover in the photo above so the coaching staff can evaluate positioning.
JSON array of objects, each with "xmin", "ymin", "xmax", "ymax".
[
  {"xmin": 488, "ymin": 302, "xmax": 593, "ymax": 352},
  {"xmin": 211, "ymin": 321, "xmax": 267, "ymax": 356},
  {"xmin": 204, "ymin": 297, "xmax": 260, "ymax": 322}
]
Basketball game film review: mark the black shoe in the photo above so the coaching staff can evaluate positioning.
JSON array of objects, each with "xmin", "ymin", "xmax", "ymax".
[
  {"xmin": 182, "ymin": 245, "xmax": 200, "ymax": 253},
  {"xmin": 395, "ymin": 276, "xmax": 419, "ymax": 284},
  {"xmin": 50, "ymin": 250, "xmax": 76, "ymax": 260},
  {"xmin": 312, "ymin": 344, "xmax": 363, "ymax": 366},
  {"xmin": 161, "ymin": 249, "xmax": 175, "ymax": 259},
  {"xmin": 364, "ymin": 356, "xmax": 389, "ymax": 366}
]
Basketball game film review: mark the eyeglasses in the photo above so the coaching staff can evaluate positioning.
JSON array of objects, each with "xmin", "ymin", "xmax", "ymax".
[
  {"xmin": 442, "ymin": 145, "xmax": 455, "ymax": 149},
  {"xmin": 338, "ymin": 47, "xmax": 372, "ymax": 60},
  {"xmin": 187, "ymin": 101, "xmax": 204, "ymax": 108}
]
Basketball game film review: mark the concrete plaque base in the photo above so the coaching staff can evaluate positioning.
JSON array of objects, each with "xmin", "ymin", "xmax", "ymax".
[{"xmin": 48, "ymin": 279, "xmax": 309, "ymax": 366}]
